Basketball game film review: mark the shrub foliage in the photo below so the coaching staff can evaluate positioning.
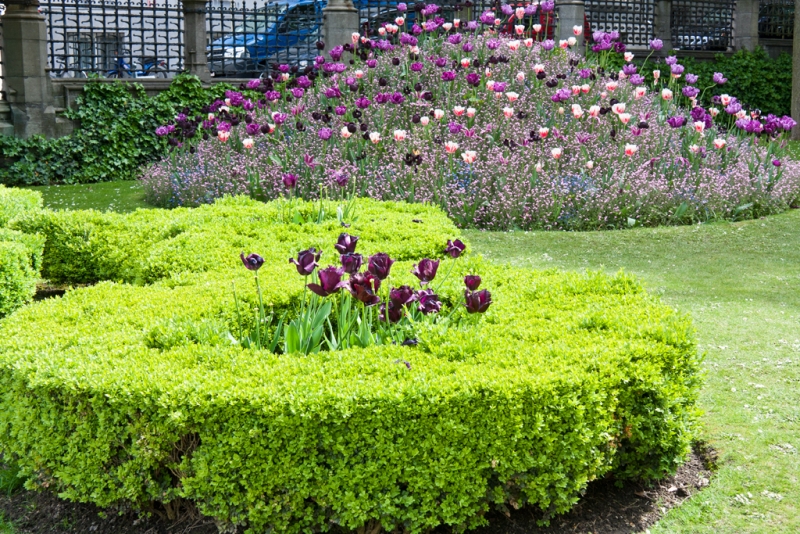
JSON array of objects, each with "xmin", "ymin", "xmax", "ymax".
[
  {"xmin": 0, "ymin": 197, "xmax": 702, "ymax": 532},
  {"xmin": 0, "ymin": 186, "xmax": 44, "ymax": 316}
]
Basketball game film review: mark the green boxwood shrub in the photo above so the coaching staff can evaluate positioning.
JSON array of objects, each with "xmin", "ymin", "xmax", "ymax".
[
  {"xmin": 0, "ymin": 185, "xmax": 43, "ymax": 227},
  {"xmin": 0, "ymin": 197, "xmax": 702, "ymax": 533},
  {"xmin": 0, "ymin": 229, "xmax": 44, "ymax": 317}
]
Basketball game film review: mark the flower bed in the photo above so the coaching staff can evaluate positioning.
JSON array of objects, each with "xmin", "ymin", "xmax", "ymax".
[
  {"xmin": 142, "ymin": 14, "xmax": 799, "ymax": 230},
  {"xmin": 1, "ymin": 196, "xmax": 702, "ymax": 532}
]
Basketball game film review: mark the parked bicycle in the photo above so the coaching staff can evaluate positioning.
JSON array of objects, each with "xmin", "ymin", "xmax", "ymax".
[
  {"xmin": 106, "ymin": 51, "xmax": 168, "ymax": 78},
  {"xmin": 50, "ymin": 55, "xmax": 89, "ymax": 79}
]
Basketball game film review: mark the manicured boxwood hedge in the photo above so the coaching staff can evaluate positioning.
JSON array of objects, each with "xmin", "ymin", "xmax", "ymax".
[
  {"xmin": 0, "ymin": 186, "xmax": 44, "ymax": 316},
  {"xmin": 0, "ymin": 197, "xmax": 702, "ymax": 533}
]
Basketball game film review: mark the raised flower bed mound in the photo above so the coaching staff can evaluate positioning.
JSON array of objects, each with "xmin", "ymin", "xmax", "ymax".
[
  {"xmin": 142, "ymin": 28, "xmax": 799, "ymax": 230},
  {"xmin": 0, "ymin": 197, "xmax": 701, "ymax": 532}
]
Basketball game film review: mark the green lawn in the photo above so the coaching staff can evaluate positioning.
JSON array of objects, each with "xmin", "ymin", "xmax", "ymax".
[
  {"xmin": 27, "ymin": 181, "xmax": 148, "ymax": 213},
  {"xmin": 2, "ymin": 181, "xmax": 800, "ymax": 532},
  {"xmin": 464, "ymin": 210, "xmax": 800, "ymax": 533}
]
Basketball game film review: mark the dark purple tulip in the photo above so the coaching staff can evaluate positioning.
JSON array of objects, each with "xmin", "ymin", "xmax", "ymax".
[
  {"xmin": 307, "ymin": 266, "xmax": 345, "ymax": 297},
  {"xmin": 283, "ymin": 173, "xmax": 298, "ymax": 188},
  {"xmin": 380, "ymin": 302, "xmax": 404, "ymax": 323},
  {"xmin": 417, "ymin": 289, "xmax": 442, "ymax": 314},
  {"xmin": 411, "ymin": 259, "xmax": 439, "ymax": 285},
  {"xmin": 390, "ymin": 285, "xmax": 418, "ymax": 308},
  {"xmin": 445, "ymin": 239, "xmax": 466, "ymax": 259},
  {"xmin": 240, "ymin": 252, "xmax": 265, "ymax": 271},
  {"xmin": 334, "ymin": 233, "xmax": 359, "ymax": 254},
  {"xmin": 289, "ymin": 247, "xmax": 321, "ymax": 276},
  {"xmin": 340, "ymin": 252, "xmax": 363, "ymax": 275},
  {"xmin": 464, "ymin": 275, "xmax": 481, "ymax": 291},
  {"xmin": 367, "ymin": 253, "xmax": 394, "ymax": 280},
  {"xmin": 464, "ymin": 289, "xmax": 492, "ymax": 313},
  {"xmin": 348, "ymin": 272, "xmax": 381, "ymax": 306}
]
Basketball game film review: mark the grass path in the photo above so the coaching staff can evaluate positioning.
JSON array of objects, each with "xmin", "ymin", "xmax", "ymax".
[{"xmin": 464, "ymin": 210, "xmax": 800, "ymax": 533}]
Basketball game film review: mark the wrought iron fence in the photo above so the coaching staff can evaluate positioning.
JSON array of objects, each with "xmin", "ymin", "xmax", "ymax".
[
  {"xmin": 759, "ymin": 0, "xmax": 793, "ymax": 39},
  {"xmin": 671, "ymin": 0, "xmax": 735, "ymax": 51},
  {"xmin": 40, "ymin": 0, "xmax": 183, "ymax": 78},
  {"xmin": 585, "ymin": 0, "xmax": 654, "ymax": 48},
  {"xmin": 0, "ymin": 6, "xmax": 5, "ymax": 100}
]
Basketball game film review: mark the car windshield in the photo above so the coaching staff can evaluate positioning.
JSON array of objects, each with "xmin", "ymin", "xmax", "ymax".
[{"xmin": 233, "ymin": 3, "xmax": 289, "ymax": 33}]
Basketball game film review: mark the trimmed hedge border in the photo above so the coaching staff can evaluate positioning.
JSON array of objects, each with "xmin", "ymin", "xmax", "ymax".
[
  {"xmin": 0, "ymin": 197, "xmax": 702, "ymax": 533},
  {"xmin": 0, "ymin": 186, "xmax": 44, "ymax": 316}
]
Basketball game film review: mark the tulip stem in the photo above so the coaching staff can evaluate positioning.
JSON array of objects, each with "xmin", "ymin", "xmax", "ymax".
[
  {"xmin": 255, "ymin": 273, "xmax": 265, "ymax": 350},
  {"xmin": 434, "ymin": 257, "xmax": 458, "ymax": 293}
]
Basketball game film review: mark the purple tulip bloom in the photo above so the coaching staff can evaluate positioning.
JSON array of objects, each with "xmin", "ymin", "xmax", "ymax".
[
  {"xmin": 667, "ymin": 116, "xmax": 686, "ymax": 128},
  {"xmin": 246, "ymin": 79, "xmax": 261, "ymax": 90},
  {"xmin": 779, "ymin": 115, "xmax": 797, "ymax": 131},
  {"xmin": 540, "ymin": 0, "xmax": 554, "ymax": 12},
  {"xmin": 449, "ymin": 34, "xmax": 463, "ymax": 45},
  {"xmin": 525, "ymin": 3, "xmax": 537, "ymax": 15},
  {"xmin": 155, "ymin": 125, "xmax": 169, "ymax": 136},
  {"xmin": 417, "ymin": 289, "xmax": 442, "ymax": 314},
  {"xmin": 290, "ymin": 248, "xmax": 321, "ymax": 276},
  {"xmin": 466, "ymin": 72, "xmax": 481, "ymax": 86},
  {"xmin": 380, "ymin": 302, "xmax": 404, "ymax": 323},
  {"xmin": 411, "ymin": 62, "xmax": 424, "ymax": 72},
  {"xmin": 296, "ymin": 75, "xmax": 312, "ymax": 89},
  {"xmin": 334, "ymin": 171, "xmax": 349, "ymax": 188},
  {"xmin": 445, "ymin": 239, "xmax": 466, "ymax": 258},
  {"xmin": 329, "ymin": 45, "xmax": 344, "ymax": 61},
  {"xmin": 340, "ymin": 252, "xmax": 363, "ymax": 275},
  {"xmin": 773, "ymin": 159, "xmax": 782, "ymax": 167},
  {"xmin": 335, "ymin": 105, "xmax": 347, "ymax": 116},
  {"xmin": 282, "ymin": 173, "xmax": 297, "ymax": 188},
  {"xmin": 348, "ymin": 272, "xmax": 381, "ymax": 306},
  {"xmin": 682, "ymin": 86, "xmax": 700, "ymax": 98},
  {"xmin": 366, "ymin": 59, "xmax": 378, "ymax": 68},
  {"xmin": 670, "ymin": 64, "xmax": 684, "ymax": 75},
  {"xmin": 541, "ymin": 39, "xmax": 555, "ymax": 51},
  {"xmin": 665, "ymin": 55, "xmax": 678, "ymax": 66},
  {"xmin": 334, "ymin": 233, "xmax": 359, "ymax": 254},
  {"xmin": 307, "ymin": 266, "xmax": 345, "ymax": 297},
  {"xmin": 390, "ymin": 285, "xmax": 418, "ymax": 308},
  {"xmin": 629, "ymin": 74, "xmax": 644, "ymax": 86},
  {"xmin": 411, "ymin": 258, "xmax": 440, "ymax": 285},
  {"xmin": 464, "ymin": 289, "xmax": 492, "ymax": 313},
  {"xmin": 356, "ymin": 96, "xmax": 371, "ymax": 109},
  {"xmin": 368, "ymin": 253, "xmax": 394, "ymax": 280},
  {"xmin": 240, "ymin": 252, "xmax": 265, "ymax": 271},
  {"xmin": 649, "ymin": 38, "xmax": 663, "ymax": 51},
  {"xmin": 713, "ymin": 72, "xmax": 727, "ymax": 84},
  {"xmin": 397, "ymin": 2, "xmax": 407, "ymax": 11},
  {"xmin": 464, "ymin": 275, "xmax": 481, "ymax": 291},
  {"xmin": 685, "ymin": 73, "xmax": 699, "ymax": 84},
  {"xmin": 725, "ymin": 102, "xmax": 742, "ymax": 115},
  {"xmin": 466, "ymin": 20, "xmax": 479, "ymax": 31},
  {"xmin": 622, "ymin": 64, "xmax": 637, "ymax": 75},
  {"xmin": 480, "ymin": 11, "xmax": 496, "ymax": 25},
  {"xmin": 317, "ymin": 127, "xmax": 333, "ymax": 140}
]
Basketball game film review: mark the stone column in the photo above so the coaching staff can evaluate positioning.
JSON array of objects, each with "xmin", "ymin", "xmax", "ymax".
[
  {"xmin": 557, "ymin": 0, "xmax": 585, "ymax": 55},
  {"xmin": 792, "ymin": 0, "xmax": 800, "ymax": 139},
  {"xmin": 182, "ymin": 0, "xmax": 211, "ymax": 82},
  {"xmin": 322, "ymin": 0, "xmax": 360, "ymax": 55},
  {"xmin": 1, "ymin": 0, "xmax": 56, "ymax": 138},
  {"xmin": 733, "ymin": 0, "xmax": 759, "ymax": 51},
  {"xmin": 654, "ymin": 0, "xmax": 672, "ymax": 52}
]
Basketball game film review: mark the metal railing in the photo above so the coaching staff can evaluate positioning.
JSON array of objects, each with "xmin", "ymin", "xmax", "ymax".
[
  {"xmin": 0, "ymin": 3, "xmax": 5, "ymax": 100},
  {"xmin": 41, "ymin": 0, "xmax": 184, "ymax": 78},
  {"xmin": 759, "ymin": 0, "xmax": 793, "ymax": 39},
  {"xmin": 585, "ymin": 0, "xmax": 654, "ymax": 48},
  {"xmin": 671, "ymin": 0, "xmax": 735, "ymax": 51}
]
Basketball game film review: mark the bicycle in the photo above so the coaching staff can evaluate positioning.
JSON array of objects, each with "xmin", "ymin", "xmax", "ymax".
[{"xmin": 106, "ymin": 52, "xmax": 168, "ymax": 78}]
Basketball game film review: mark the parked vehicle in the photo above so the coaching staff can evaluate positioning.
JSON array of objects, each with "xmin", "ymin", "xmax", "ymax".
[
  {"xmin": 673, "ymin": 7, "xmax": 732, "ymax": 51},
  {"xmin": 207, "ymin": 0, "xmax": 410, "ymax": 77},
  {"xmin": 758, "ymin": 0, "xmax": 794, "ymax": 39}
]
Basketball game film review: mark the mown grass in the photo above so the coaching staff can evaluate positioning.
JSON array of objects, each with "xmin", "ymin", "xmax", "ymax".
[
  {"xmin": 26, "ymin": 180, "xmax": 148, "ymax": 213},
  {"xmin": 465, "ymin": 209, "xmax": 800, "ymax": 533},
  {"xmin": 2, "ymin": 178, "xmax": 799, "ymax": 532}
]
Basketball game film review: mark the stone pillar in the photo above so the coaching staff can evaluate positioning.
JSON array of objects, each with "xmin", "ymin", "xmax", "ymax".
[
  {"xmin": 182, "ymin": 0, "xmax": 211, "ymax": 82},
  {"xmin": 733, "ymin": 0, "xmax": 759, "ymax": 51},
  {"xmin": 557, "ymin": 0, "xmax": 585, "ymax": 55},
  {"xmin": 322, "ymin": 0, "xmax": 360, "ymax": 54},
  {"xmin": 654, "ymin": 0, "xmax": 672, "ymax": 52},
  {"xmin": 1, "ymin": 0, "xmax": 56, "ymax": 138},
  {"xmin": 792, "ymin": 0, "xmax": 800, "ymax": 140}
]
